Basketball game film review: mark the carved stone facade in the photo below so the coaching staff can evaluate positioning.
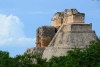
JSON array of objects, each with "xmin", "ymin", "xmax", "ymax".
[
  {"xmin": 51, "ymin": 9, "xmax": 85, "ymax": 27},
  {"xmin": 51, "ymin": 12, "xmax": 64, "ymax": 26},
  {"xmin": 36, "ymin": 26, "xmax": 60, "ymax": 48},
  {"xmin": 36, "ymin": 9, "xmax": 85, "ymax": 48},
  {"xmin": 25, "ymin": 9, "xmax": 97, "ymax": 60}
]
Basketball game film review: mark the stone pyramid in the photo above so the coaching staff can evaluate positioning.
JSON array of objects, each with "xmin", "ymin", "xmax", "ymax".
[
  {"xmin": 25, "ymin": 9, "xmax": 97, "ymax": 60},
  {"xmin": 42, "ymin": 9, "xmax": 97, "ymax": 60}
]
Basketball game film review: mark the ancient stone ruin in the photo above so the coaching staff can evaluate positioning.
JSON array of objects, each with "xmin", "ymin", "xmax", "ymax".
[{"xmin": 25, "ymin": 9, "xmax": 97, "ymax": 60}]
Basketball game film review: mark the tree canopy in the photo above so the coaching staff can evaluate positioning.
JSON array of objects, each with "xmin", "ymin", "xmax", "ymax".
[{"xmin": 0, "ymin": 38, "xmax": 100, "ymax": 67}]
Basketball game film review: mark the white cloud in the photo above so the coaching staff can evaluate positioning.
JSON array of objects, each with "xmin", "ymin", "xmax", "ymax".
[{"xmin": 0, "ymin": 14, "xmax": 36, "ymax": 47}]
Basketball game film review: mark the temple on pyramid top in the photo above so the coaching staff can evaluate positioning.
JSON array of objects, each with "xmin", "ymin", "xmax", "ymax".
[
  {"xmin": 51, "ymin": 9, "xmax": 85, "ymax": 27},
  {"xmin": 25, "ymin": 8, "xmax": 97, "ymax": 60}
]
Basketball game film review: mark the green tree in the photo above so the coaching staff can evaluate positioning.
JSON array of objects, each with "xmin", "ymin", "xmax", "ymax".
[
  {"xmin": 45, "ymin": 38, "xmax": 100, "ymax": 67},
  {"xmin": 64, "ymin": 38, "xmax": 100, "ymax": 67},
  {"xmin": 0, "ymin": 38, "xmax": 100, "ymax": 67},
  {"xmin": 0, "ymin": 50, "xmax": 19, "ymax": 67}
]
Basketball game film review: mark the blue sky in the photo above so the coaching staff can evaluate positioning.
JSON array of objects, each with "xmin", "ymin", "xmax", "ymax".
[{"xmin": 0, "ymin": 0, "xmax": 100, "ymax": 57}]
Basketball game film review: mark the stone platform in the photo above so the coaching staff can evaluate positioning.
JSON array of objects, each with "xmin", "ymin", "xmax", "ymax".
[{"xmin": 42, "ymin": 24, "xmax": 97, "ymax": 60}]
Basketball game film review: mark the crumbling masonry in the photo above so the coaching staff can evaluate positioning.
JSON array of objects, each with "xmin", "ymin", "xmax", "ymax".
[
  {"xmin": 25, "ymin": 9, "xmax": 97, "ymax": 60},
  {"xmin": 36, "ymin": 9, "xmax": 85, "ymax": 48}
]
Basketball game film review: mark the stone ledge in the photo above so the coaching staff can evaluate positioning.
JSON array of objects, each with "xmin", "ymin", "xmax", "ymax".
[
  {"xmin": 45, "ymin": 47, "xmax": 86, "ymax": 49},
  {"xmin": 25, "ymin": 47, "xmax": 45, "ymax": 55},
  {"xmin": 59, "ymin": 31, "xmax": 95, "ymax": 33}
]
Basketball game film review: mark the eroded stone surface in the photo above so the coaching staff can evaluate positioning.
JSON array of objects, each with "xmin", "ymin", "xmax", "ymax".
[
  {"xmin": 52, "ymin": 9, "xmax": 85, "ymax": 27},
  {"xmin": 25, "ymin": 47, "xmax": 45, "ymax": 55},
  {"xmin": 42, "ymin": 47, "xmax": 73, "ymax": 60},
  {"xmin": 42, "ymin": 9, "xmax": 97, "ymax": 60},
  {"xmin": 36, "ymin": 26, "xmax": 59, "ymax": 48},
  {"xmin": 42, "ymin": 23, "xmax": 97, "ymax": 60},
  {"xmin": 25, "ymin": 8, "xmax": 97, "ymax": 60}
]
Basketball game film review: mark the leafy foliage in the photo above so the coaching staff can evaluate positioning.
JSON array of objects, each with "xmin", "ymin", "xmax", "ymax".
[
  {"xmin": 0, "ymin": 38, "xmax": 100, "ymax": 67},
  {"xmin": 46, "ymin": 38, "xmax": 100, "ymax": 67}
]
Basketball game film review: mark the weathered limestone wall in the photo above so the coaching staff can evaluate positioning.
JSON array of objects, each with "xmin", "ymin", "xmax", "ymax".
[
  {"xmin": 52, "ymin": 19, "xmax": 63, "ymax": 27},
  {"xmin": 65, "ymin": 15, "xmax": 84, "ymax": 24},
  {"xmin": 42, "ymin": 24, "xmax": 97, "ymax": 60},
  {"xmin": 25, "ymin": 8, "xmax": 97, "ymax": 61},
  {"xmin": 73, "ymin": 14, "xmax": 84, "ymax": 23},
  {"xmin": 65, "ymin": 16, "xmax": 73, "ymax": 23},
  {"xmin": 25, "ymin": 47, "xmax": 45, "ymax": 55},
  {"xmin": 36, "ymin": 26, "xmax": 58, "ymax": 48},
  {"xmin": 53, "ymin": 31, "xmax": 97, "ymax": 48},
  {"xmin": 63, "ymin": 9, "xmax": 85, "ymax": 24},
  {"xmin": 61, "ymin": 24, "xmax": 92, "ymax": 32},
  {"xmin": 51, "ymin": 12, "xmax": 64, "ymax": 27},
  {"xmin": 51, "ymin": 9, "xmax": 85, "ymax": 26},
  {"xmin": 48, "ymin": 24, "xmax": 93, "ymax": 47},
  {"xmin": 71, "ymin": 24, "xmax": 92, "ymax": 31},
  {"xmin": 43, "ymin": 47, "xmax": 72, "ymax": 60}
]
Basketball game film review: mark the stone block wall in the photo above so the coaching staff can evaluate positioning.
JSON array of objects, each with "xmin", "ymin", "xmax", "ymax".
[
  {"xmin": 52, "ymin": 19, "xmax": 63, "ymax": 27},
  {"xmin": 25, "ymin": 8, "xmax": 98, "ymax": 60},
  {"xmin": 42, "ymin": 24, "xmax": 97, "ymax": 60},
  {"xmin": 51, "ymin": 12, "xmax": 63, "ymax": 27},
  {"xmin": 36, "ymin": 26, "xmax": 59, "ymax": 48},
  {"xmin": 72, "ymin": 14, "xmax": 84, "ymax": 23},
  {"xmin": 64, "ymin": 9, "xmax": 85, "ymax": 24},
  {"xmin": 25, "ymin": 47, "xmax": 45, "ymax": 55},
  {"xmin": 51, "ymin": 9, "xmax": 85, "ymax": 26},
  {"xmin": 71, "ymin": 24, "xmax": 92, "ymax": 31},
  {"xmin": 48, "ymin": 23, "xmax": 96, "ymax": 47}
]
